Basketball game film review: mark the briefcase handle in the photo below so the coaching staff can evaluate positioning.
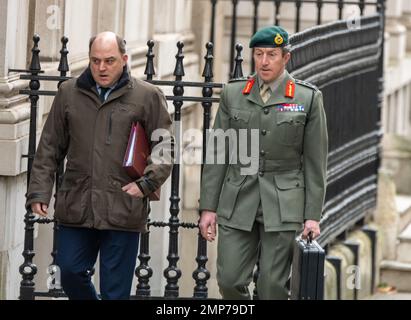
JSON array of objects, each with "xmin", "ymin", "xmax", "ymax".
[
  {"xmin": 297, "ymin": 232, "xmax": 314, "ymax": 245},
  {"xmin": 307, "ymin": 231, "xmax": 313, "ymax": 244}
]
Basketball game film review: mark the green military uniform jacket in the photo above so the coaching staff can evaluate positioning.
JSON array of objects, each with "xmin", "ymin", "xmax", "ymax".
[{"xmin": 199, "ymin": 71, "xmax": 328, "ymax": 232}]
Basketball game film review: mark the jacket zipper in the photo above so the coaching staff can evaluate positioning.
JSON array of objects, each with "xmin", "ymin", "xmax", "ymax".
[{"xmin": 106, "ymin": 109, "xmax": 115, "ymax": 145}]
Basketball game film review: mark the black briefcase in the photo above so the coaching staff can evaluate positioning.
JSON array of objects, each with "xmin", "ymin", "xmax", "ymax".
[{"xmin": 290, "ymin": 235, "xmax": 325, "ymax": 300}]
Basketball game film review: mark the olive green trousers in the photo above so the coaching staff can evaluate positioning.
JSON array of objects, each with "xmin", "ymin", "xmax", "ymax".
[{"xmin": 217, "ymin": 208, "xmax": 296, "ymax": 300}]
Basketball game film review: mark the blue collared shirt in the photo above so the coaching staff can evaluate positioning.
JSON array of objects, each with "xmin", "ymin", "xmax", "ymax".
[{"xmin": 96, "ymin": 83, "xmax": 117, "ymax": 102}]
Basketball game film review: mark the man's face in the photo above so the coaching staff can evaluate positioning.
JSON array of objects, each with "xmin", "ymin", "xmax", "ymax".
[
  {"xmin": 89, "ymin": 40, "xmax": 128, "ymax": 87},
  {"xmin": 253, "ymin": 47, "xmax": 290, "ymax": 83}
]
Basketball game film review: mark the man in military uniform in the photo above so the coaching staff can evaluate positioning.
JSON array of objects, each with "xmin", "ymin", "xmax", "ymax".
[{"xmin": 199, "ymin": 26, "xmax": 328, "ymax": 300}]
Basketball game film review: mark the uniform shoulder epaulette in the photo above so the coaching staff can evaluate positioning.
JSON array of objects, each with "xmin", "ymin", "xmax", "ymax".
[
  {"xmin": 295, "ymin": 79, "xmax": 319, "ymax": 91},
  {"xmin": 228, "ymin": 77, "xmax": 248, "ymax": 83}
]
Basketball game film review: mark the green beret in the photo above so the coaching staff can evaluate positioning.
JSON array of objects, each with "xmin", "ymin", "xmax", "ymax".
[{"xmin": 249, "ymin": 26, "xmax": 289, "ymax": 48}]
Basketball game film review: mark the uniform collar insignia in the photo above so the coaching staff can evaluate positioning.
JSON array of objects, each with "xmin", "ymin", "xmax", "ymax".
[
  {"xmin": 285, "ymin": 80, "xmax": 295, "ymax": 99},
  {"xmin": 242, "ymin": 77, "xmax": 256, "ymax": 95}
]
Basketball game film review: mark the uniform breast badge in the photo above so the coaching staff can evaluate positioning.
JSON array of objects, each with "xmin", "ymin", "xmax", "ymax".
[{"xmin": 276, "ymin": 104, "xmax": 305, "ymax": 112}]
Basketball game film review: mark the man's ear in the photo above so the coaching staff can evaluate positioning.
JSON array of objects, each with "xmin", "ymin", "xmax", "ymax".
[
  {"xmin": 284, "ymin": 52, "xmax": 291, "ymax": 65},
  {"xmin": 122, "ymin": 54, "xmax": 129, "ymax": 65}
]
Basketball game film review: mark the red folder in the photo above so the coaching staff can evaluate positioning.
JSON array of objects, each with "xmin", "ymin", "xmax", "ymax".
[{"xmin": 123, "ymin": 122, "xmax": 160, "ymax": 201}]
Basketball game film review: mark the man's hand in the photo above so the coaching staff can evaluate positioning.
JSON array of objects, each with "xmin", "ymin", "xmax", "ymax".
[
  {"xmin": 199, "ymin": 210, "xmax": 217, "ymax": 242},
  {"xmin": 302, "ymin": 220, "xmax": 320, "ymax": 240},
  {"xmin": 31, "ymin": 203, "xmax": 48, "ymax": 217},
  {"xmin": 122, "ymin": 182, "xmax": 144, "ymax": 198}
]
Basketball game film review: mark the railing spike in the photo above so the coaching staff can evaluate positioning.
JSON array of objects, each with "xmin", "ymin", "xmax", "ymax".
[
  {"xmin": 338, "ymin": 0, "xmax": 344, "ymax": 20},
  {"xmin": 317, "ymin": 0, "xmax": 324, "ymax": 25},
  {"xmin": 29, "ymin": 34, "xmax": 41, "ymax": 72},
  {"xmin": 202, "ymin": 42, "xmax": 214, "ymax": 81},
  {"xmin": 274, "ymin": 0, "xmax": 282, "ymax": 25},
  {"xmin": 231, "ymin": 43, "xmax": 243, "ymax": 79},
  {"xmin": 144, "ymin": 40, "xmax": 155, "ymax": 80},
  {"xmin": 174, "ymin": 41, "xmax": 185, "ymax": 78},
  {"xmin": 58, "ymin": 36, "xmax": 69, "ymax": 74}
]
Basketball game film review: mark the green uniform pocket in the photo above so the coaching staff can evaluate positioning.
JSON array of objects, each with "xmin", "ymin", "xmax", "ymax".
[
  {"xmin": 276, "ymin": 112, "xmax": 306, "ymax": 146},
  {"xmin": 274, "ymin": 171, "xmax": 305, "ymax": 223},
  {"xmin": 229, "ymin": 108, "xmax": 251, "ymax": 129},
  {"xmin": 217, "ymin": 168, "xmax": 247, "ymax": 220}
]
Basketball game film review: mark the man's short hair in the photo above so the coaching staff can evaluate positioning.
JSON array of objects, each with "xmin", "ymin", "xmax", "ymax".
[
  {"xmin": 282, "ymin": 45, "xmax": 291, "ymax": 55},
  {"xmin": 89, "ymin": 34, "xmax": 127, "ymax": 55}
]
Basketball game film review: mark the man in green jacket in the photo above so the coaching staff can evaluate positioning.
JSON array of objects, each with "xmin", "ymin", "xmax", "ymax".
[
  {"xmin": 26, "ymin": 32, "xmax": 173, "ymax": 299},
  {"xmin": 199, "ymin": 26, "xmax": 328, "ymax": 300}
]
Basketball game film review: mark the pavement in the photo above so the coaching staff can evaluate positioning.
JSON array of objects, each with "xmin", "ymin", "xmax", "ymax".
[{"xmin": 364, "ymin": 291, "xmax": 411, "ymax": 300}]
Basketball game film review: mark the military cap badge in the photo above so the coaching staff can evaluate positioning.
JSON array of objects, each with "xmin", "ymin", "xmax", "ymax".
[{"xmin": 274, "ymin": 33, "xmax": 284, "ymax": 45}]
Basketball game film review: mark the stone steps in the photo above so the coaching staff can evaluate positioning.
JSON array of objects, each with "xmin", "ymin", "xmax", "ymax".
[
  {"xmin": 380, "ymin": 260, "xmax": 411, "ymax": 292},
  {"xmin": 396, "ymin": 195, "xmax": 411, "ymax": 232},
  {"xmin": 365, "ymin": 292, "xmax": 411, "ymax": 300},
  {"xmin": 395, "ymin": 195, "xmax": 411, "ymax": 263},
  {"xmin": 377, "ymin": 196, "xmax": 411, "ymax": 293},
  {"xmin": 397, "ymin": 223, "xmax": 411, "ymax": 263}
]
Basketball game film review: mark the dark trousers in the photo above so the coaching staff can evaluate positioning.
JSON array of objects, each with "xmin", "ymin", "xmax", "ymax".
[{"xmin": 56, "ymin": 225, "xmax": 140, "ymax": 300}]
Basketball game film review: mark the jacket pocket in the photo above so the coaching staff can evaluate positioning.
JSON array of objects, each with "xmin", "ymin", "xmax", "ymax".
[
  {"xmin": 217, "ymin": 167, "xmax": 247, "ymax": 220},
  {"xmin": 106, "ymin": 105, "xmax": 137, "ymax": 146},
  {"xmin": 107, "ymin": 176, "xmax": 146, "ymax": 229},
  {"xmin": 276, "ymin": 112, "xmax": 306, "ymax": 146},
  {"xmin": 106, "ymin": 108, "xmax": 115, "ymax": 145},
  {"xmin": 54, "ymin": 172, "xmax": 90, "ymax": 224},
  {"xmin": 274, "ymin": 171, "xmax": 305, "ymax": 223}
]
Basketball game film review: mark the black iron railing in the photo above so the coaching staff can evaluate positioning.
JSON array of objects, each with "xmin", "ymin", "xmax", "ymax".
[
  {"xmin": 12, "ymin": 0, "xmax": 385, "ymax": 300},
  {"xmin": 207, "ymin": 0, "xmax": 382, "ymax": 77}
]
